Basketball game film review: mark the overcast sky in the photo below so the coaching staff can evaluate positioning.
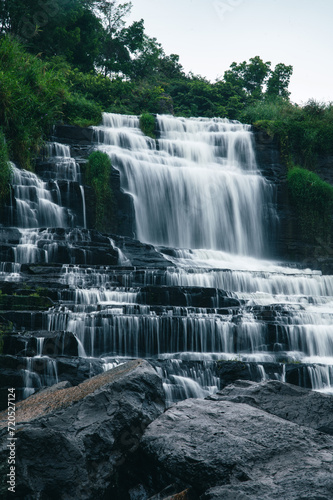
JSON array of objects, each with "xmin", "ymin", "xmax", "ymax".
[{"xmin": 128, "ymin": 0, "xmax": 333, "ymax": 104}]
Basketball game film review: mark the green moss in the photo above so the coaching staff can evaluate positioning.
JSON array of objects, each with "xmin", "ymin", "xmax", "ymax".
[
  {"xmin": 287, "ymin": 166, "xmax": 333, "ymax": 241},
  {"xmin": 139, "ymin": 113, "xmax": 156, "ymax": 138},
  {"xmin": 85, "ymin": 151, "xmax": 114, "ymax": 232},
  {"xmin": 0, "ymin": 294, "xmax": 52, "ymax": 311}
]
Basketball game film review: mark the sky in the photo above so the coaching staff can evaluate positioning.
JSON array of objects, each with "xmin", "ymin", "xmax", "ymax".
[{"xmin": 128, "ymin": 0, "xmax": 333, "ymax": 104}]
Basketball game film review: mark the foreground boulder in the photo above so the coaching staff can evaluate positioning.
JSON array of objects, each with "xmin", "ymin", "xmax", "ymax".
[
  {"xmin": 209, "ymin": 379, "xmax": 333, "ymax": 434},
  {"xmin": 0, "ymin": 359, "xmax": 165, "ymax": 500},
  {"xmin": 128, "ymin": 389, "xmax": 333, "ymax": 499}
]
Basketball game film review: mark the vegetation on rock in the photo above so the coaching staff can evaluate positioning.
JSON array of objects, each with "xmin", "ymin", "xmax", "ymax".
[
  {"xmin": 139, "ymin": 113, "xmax": 156, "ymax": 138},
  {"xmin": 243, "ymin": 98, "xmax": 333, "ymax": 169},
  {"xmin": 0, "ymin": 130, "xmax": 11, "ymax": 206},
  {"xmin": 287, "ymin": 166, "xmax": 333, "ymax": 242},
  {"xmin": 85, "ymin": 151, "xmax": 114, "ymax": 232}
]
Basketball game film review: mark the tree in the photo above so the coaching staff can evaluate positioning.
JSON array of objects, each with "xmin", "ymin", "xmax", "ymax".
[
  {"xmin": 223, "ymin": 56, "xmax": 271, "ymax": 100},
  {"xmin": 0, "ymin": 0, "xmax": 105, "ymax": 72},
  {"xmin": 92, "ymin": 0, "xmax": 145, "ymax": 77},
  {"xmin": 266, "ymin": 63, "xmax": 293, "ymax": 99}
]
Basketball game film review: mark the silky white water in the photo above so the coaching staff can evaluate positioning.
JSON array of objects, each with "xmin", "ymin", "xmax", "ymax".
[
  {"xmin": 90, "ymin": 113, "xmax": 333, "ymax": 394},
  {"xmin": 5, "ymin": 113, "xmax": 333, "ymax": 401},
  {"xmin": 95, "ymin": 114, "xmax": 276, "ymax": 256}
]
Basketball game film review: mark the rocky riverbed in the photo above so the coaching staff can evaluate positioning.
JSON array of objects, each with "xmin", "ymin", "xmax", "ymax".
[{"xmin": 1, "ymin": 360, "xmax": 332, "ymax": 499}]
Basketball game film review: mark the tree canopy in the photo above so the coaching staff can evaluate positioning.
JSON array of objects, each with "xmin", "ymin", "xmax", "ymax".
[{"xmin": 0, "ymin": 0, "xmax": 293, "ymax": 118}]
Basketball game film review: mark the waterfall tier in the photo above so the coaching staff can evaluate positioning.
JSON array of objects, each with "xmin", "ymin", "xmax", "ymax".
[{"xmin": 94, "ymin": 114, "xmax": 276, "ymax": 256}]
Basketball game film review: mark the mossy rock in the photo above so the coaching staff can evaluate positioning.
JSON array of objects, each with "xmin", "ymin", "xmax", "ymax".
[{"xmin": 0, "ymin": 294, "xmax": 53, "ymax": 311}]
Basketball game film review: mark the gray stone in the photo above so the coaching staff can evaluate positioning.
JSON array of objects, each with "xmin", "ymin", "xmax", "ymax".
[
  {"xmin": 0, "ymin": 359, "xmax": 165, "ymax": 500},
  {"xmin": 137, "ymin": 397, "xmax": 333, "ymax": 499},
  {"xmin": 210, "ymin": 379, "xmax": 333, "ymax": 434}
]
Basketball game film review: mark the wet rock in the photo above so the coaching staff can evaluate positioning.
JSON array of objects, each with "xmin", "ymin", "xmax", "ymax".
[
  {"xmin": 216, "ymin": 360, "xmax": 314, "ymax": 389},
  {"xmin": 137, "ymin": 286, "xmax": 239, "ymax": 308},
  {"xmin": 0, "ymin": 355, "xmax": 104, "ymax": 409}
]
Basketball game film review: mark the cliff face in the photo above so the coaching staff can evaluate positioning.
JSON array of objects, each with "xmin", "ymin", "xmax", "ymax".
[
  {"xmin": 53, "ymin": 124, "xmax": 136, "ymax": 238},
  {"xmin": 254, "ymin": 129, "xmax": 333, "ymax": 273}
]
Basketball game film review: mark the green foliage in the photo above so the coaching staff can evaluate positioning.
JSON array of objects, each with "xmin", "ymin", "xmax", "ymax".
[
  {"xmin": 0, "ymin": 37, "xmax": 105, "ymax": 168},
  {"xmin": 243, "ymin": 99, "xmax": 333, "ymax": 168},
  {"xmin": 85, "ymin": 151, "xmax": 114, "ymax": 232},
  {"xmin": 0, "ymin": 36, "xmax": 67, "ymax": 169},
  {"xmin": 223, "ymin": 56, "xmax": 292, "ymax": 102},
  {"xmin": 0, "ymin": 0, "xmax": 104, "ymax": 72},
  {"xmin": 287, "ymin": 166, "xmax": 333, "ymax": 241},
  {"xmin": 139, "ymin": 113, "xmax": 156, "ymax": 138},
  {"xmin": 62, "ymin": 93, "xmax": 102, "ymax": 127},
  {"xmin": 266, "ymin": 63, "xmax": 293, "ymax": 99},
  {"xmin": 0, "ymin": 130, "xmax": 11, "ymax": 205}
]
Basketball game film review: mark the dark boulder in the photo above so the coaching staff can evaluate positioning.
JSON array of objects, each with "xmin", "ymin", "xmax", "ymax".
[
  {"xmin": 130, "ymin": 395, "xmax": 333, "ymax": 499},
  {"xmin": 209, "ymin": 379, "xmax": 333, "ymax": 434},
  {"xmin": 0, "ymin": 359, "xmax": 165, "ymax": 499}
]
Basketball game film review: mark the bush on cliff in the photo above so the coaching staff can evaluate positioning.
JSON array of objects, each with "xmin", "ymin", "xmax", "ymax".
[
  {"xmin": 0, "ymin": 37, "xmax": 103, "ymax": 169},
  {"xmin": 287, "ymin": 165, "xmax": 333, "ymax": 242},
  {"xmin": 0, "ymin": 36, "xmax": 69, "ymax": 169},
  {"xmin": 242, "ymin": 98, "xmax": 333, "ymax": 168},
  {"xmin": 0, "ymin": 130, "xmax": 11, "ymax": 206},
  {"xmin": 85, "ymin": 151, "xmax": 114, "ymax": 232},
  {"xmin": 140, "ymin": 113, "xmax": 156, "ymax": 138}
]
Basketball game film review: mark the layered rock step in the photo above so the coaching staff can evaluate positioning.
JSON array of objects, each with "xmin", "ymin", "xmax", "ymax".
[{"xmin": 1, "ymin": 256, "xmax": 333, "ymax": 409}]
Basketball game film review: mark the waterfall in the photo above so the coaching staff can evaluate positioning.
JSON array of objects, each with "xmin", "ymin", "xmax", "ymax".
[
  {"xmin": 11, "ymin": 164, "xmax": 67, "ymax": 228},
  {"xmin": 89, "ymin": 113, "xmax": 333, "ymax": 398},
  {"xmin": 3, "ymin": 113, "xmax": 333, "ymax": 404},
  {"xmin": 95, "ymin": 113, "xmax": 276, "ymax": 256}
]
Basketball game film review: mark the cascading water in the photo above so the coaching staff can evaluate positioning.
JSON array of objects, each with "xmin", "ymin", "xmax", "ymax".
[
  {"xmin": 95, "ymin": 114, "xmax": 276, "ymax": 256},
  {"xmin": 90, "ymin": 113, "xmax": 333, "ymax": 400},
  {"xmin": 9, "ymin": 143, "xmax": 89, "ymax": 265},
  {"xmin": 2, "ymin": 113, "xmax": 333, "ymax": 406}
]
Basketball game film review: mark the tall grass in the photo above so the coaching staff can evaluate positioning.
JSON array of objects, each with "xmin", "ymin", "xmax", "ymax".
[{"xmin": 0, "ymin": 36, "xmax": 102, "ymax": 169}]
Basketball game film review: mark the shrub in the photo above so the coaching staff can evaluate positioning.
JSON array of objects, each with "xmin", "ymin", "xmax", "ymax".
[
  {"xmin": 0, "ymin": 36, "xmax": 67, "ymax": 169},
  {"xmin": 85, "ymin": 151, "xmax": 114, "ymax": 232},
  {"xmin": 139, "ymin": 113, "xmax": 156, "ymax": 138},
  {"xmin": 243, "ymin": 98, "xmax": 333, "ymax": 169},
  {"xmin": 62, "ymin": 92, "xmax": 102, "ymax": 127},
  {"xmin": 0, "ymin": 130, "xmax": 11, "ymax": 206},
  {"xmin": 287, "ymin": 166, "xmax": 333, "ymax": 241}
]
